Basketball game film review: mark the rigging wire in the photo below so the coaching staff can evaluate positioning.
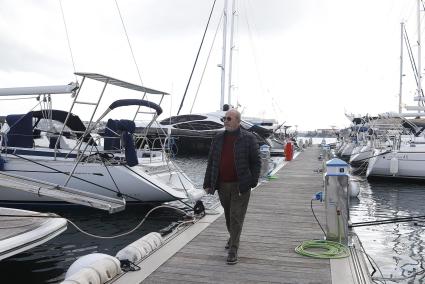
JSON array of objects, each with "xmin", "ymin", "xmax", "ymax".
[
  {"xmin": 190, "ymin": 13, "xmax": 224, "ymax": 114},
  {"xmin": 58, "ymin": 0, "xmax": 77, "ymax": 81},
  {"xmin": 2, "ymin": 101, "xmax": 43, "ymax": 134},
  {"xmin": 177, "ymin": 0, "xmax": 218, "ymax": 115},
  {"xmin": 114, "ymin": 0, "xmax": 147, "ymax": 100},
  {"xmin": 244, "ymin": 0, "xmax": 280, "ymax": 118},
  {"xmin": 403, "ymin": 28, "xmax": 421, "ymax": 93},
  {"xmin": 5, "ymin": 152, "xmax": 145, "ymax": 202},
  {"xmin": 67, "ymin": 205, "xmax": 189, "ymax": 239}
]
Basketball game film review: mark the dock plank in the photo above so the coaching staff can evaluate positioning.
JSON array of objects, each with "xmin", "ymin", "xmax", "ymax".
[{"xmin": 144, "ymin": 147, "xmax": 332, "ymax": 283}]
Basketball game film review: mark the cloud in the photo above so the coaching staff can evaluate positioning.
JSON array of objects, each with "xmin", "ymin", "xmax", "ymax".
[{"xmin": 0, "ymin": 36, "xmax": 70, "ymax": 75}]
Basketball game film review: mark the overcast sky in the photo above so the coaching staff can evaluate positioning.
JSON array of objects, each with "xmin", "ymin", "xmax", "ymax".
[{"xmin": 0, "ymin": 0, "xmax": 421, "ymax": 130}]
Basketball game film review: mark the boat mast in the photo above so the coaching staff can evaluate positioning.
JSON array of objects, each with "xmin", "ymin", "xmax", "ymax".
[
  {"xmin": 227, "ymin": 0, "xmax": 236, "ymax": 106},
  {"xmin": 417, "ymin": 0, "xmax": 423, "ymax": 108},
  {"xmin": 220, "ymin": 0, "xmax": 228, "ymax": 110},
  {"xmin": 399, "ymin": 22, "xmax": 404, "ymax": 114}
]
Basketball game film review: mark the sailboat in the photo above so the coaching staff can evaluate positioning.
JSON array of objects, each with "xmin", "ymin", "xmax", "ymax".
[
  {"xmin": 0, "ymin": 72, "xmax": 205, "ymax": 211},
  {"xmin": 136, "ymin": 0, "xmax": 275, "ymax": 156},
  {"xmin": 364, "ymin": 0, "xmax": 425, "ymax": 180}
]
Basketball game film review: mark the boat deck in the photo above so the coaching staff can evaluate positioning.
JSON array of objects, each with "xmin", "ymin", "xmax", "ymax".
[
  {"xmin": 0, "ymin": 208, "xmax": 67, "ymax": 260},
  {"xmin": 115, "ymin": 146, "xmax": 371, "ymax": 283}
]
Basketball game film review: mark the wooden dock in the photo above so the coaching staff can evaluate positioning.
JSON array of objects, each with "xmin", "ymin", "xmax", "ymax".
[{"xmin": 115, "ymin": 146, "xmax": 371, "ymax": 284}]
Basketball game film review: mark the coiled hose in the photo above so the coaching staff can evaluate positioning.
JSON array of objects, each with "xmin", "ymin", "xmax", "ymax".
[{"xmin": 295, "ymin": 239, "xmax": 349, "ymax": 259}]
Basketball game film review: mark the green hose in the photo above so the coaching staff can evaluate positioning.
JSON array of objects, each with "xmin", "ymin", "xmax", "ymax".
[{"xmin": 295, "ymin": 240, "xmax": 349, "ymax": 259}]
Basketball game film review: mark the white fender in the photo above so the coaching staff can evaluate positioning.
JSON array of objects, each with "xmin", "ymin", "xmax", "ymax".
[
  {"xmin": 390, "ymin": 157, "xmax": 398, "ymax": 175},
  {"xmin": 348, "ymin": 180, "xmax": 360, "ymax": 198},
  {"xmin": 62, "ymin": 253, "xmax": 121, "ymax": 284},
  {"xmin": 115, "ymin": 232, "xmax": 163, "ymax": 263}
]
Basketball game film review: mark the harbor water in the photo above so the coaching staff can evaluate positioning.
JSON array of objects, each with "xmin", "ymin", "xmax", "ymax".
[
  {"xmin": 2, "ymin": 141, "xmax": 425, "ymax": 283},
  {"xmin": 0, "ymin": 157, "xmax": 207, "ymax": 284},
  {"xmin": 0, "ymin": 206, "xmax": 183, "ymax": 283},
  {"xmin": 350, "ymin": 177, "xmax": 425, "ymax": 283}
]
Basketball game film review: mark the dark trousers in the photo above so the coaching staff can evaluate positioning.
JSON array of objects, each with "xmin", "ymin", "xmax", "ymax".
[{"xmin": 218, "ymin": 182, "xmax": 251, "ymax": 251}]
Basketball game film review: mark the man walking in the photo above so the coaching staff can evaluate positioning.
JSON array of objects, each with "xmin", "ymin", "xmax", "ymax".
[{"xmin": 203, "ymin": 109, "xmax": 261, "ymax": 265}]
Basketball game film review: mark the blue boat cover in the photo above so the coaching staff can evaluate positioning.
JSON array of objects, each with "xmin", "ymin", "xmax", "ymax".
[
  {"xmin": 4, "ymin": 113, "xmax": 33, "ymax": 148},
  {"xmin": 104, "ymin": 119, "xmax": 120, "ymax": 151},
  {"xmin": 32, "ymin": 109, "xmax": 96, "ymax": 145},
  {"xmin": 108, "ymin": 99, "xmax": 162, "ymax": 116},
  {"xmin": 104, "ymin": 119, "xmax": 138, "ymax": 167},
  {"xmin": 351, "ymin": 126, "xmax": 369, "ymax": 132}
]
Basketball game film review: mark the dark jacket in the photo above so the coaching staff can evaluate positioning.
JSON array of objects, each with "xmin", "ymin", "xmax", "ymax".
[{"xmin": 203, "ymin": 128, "xmax": 261, "ymax": 194}]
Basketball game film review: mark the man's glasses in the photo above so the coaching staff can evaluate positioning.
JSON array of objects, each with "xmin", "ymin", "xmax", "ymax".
[{"xmin": 221, "ymin": 116, "xmax": 232, "ymax": 122}]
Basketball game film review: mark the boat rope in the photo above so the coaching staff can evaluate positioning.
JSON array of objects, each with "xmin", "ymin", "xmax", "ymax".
[
  {"xmin": 190, "ymin": 12, "xmax": 224, "ymax": 114},
  {"xmin": 66, "ymin": 205, "xmax": 190, "ymax": 239},
  {"xmin": 351, "ymin": 245, "xmax": 383, "ymax": 280},
  {"xmin": 120, "ymin": 259, "xmax": 141, "ymax": 272},
  {"xmin": 372, "ymin": 269, "xmax": 425, "ymax": 282},
  {"xmin": 352, "ymin": 240, "xmax": 425, "ymax": 283},
  {"xmin": 58, "ymin": 0, "xmax": 77, "ymax": 81},
  {"xmin": 93, "ymin": 144, "xmax": 123, "ymax": 197},
  {"xmin": 350, "ymin": 215, "xmax": 425, "ymax": 228},
  {"xmin": 353, "ymin": 239, "xmax": 425, "ymax": 283},
  {"xmin": 0, "ymin": 205, "xmax": 197, "ymax": 239},
  {"xmin": 177, "ymin": 0, "xmax": 218, "ymax": 115},
  {"xmin": 350, "ymin": 160, "xmax": 368, "ymax": 175}
]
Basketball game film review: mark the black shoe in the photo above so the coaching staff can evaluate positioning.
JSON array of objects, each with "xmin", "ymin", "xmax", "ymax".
[
  {"xmin": 225, "ymin": 239, "xmax": 230, "ymax": 250},
  {"xmin": 226, "ymin": 250, "xmax": 238, "ymax": 265}
]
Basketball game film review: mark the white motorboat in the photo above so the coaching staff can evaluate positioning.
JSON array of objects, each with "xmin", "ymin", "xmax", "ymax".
[
  {"xmin": 138, "ymin": 108, "xmax": 274, "ymax": 155},
  {"xmin": 139, "ymin": 110, "xmax": 227, "ymax": 155},
  {"xmin": 0, "ymin": 207, "xmax": 67, "ymax": 261},
  {"xmin": 0, "ymin": 73, "xmax": 205, "ymax": 209}
]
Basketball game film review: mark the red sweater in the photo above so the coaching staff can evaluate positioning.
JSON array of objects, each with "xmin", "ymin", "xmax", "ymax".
[{"xmin": 219, "ymin": 133, "xmax": 238, "ymax": 182}]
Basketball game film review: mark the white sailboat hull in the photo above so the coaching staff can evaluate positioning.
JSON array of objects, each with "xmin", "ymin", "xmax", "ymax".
[
  {"xmin": 366, "ymin": 149, "xmax": 425, "ymax": 179},
  {"xmin": 0, "ymin": 154, "xmax": 189, "ymax": 204}
]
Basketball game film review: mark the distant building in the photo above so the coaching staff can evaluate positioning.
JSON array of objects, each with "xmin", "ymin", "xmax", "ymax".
[
  {"xmin": 316, "ymin": 128, "xmax": 338, "ymax": 137},
  {"xmin": 298, "ymin": 129, "xmax": 338, "ymax": 137}
]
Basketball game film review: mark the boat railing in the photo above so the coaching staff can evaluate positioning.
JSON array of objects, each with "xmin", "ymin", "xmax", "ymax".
[
  {"xmin": 54, "ymin": 72, "xmax": 169, "ymax": 159},
  {"xmin": 47, "ymin": 73, "xmax": 168, "ymax": 169}
]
